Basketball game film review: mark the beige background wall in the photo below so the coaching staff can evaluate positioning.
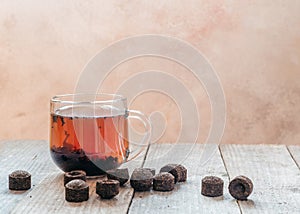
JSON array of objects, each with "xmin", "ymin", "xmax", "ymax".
[{"xmin": 0, "ymin": 0, "xmax": 299, "ymax": 144}]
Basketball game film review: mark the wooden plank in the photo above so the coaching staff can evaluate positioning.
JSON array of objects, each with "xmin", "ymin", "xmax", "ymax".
[
  {"xmin": 128, "ymin": 143, "xmax": 240, "ymax": 214},
  {"xmin": 220, "ymin": 144, "xmax": 300, "ymax": 214},
  {"xmin": 287, "ymin": 145, "xmax": 300, "ymax": 169},
  {"xmin": 11, "ymin": 144, "xmax": 147, "ymax": 213},
  {"xmin": 0, "ymin": 140, "xmax": 57, "ymax": 213}
]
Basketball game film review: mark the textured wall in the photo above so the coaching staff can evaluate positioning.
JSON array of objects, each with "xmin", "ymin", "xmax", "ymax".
[{"xmin": 0, "ymin": 0, "xmax": 299, "ymax": 144}]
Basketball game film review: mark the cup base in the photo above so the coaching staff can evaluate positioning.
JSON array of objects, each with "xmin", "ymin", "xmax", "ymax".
[{"xmin": 50, "ymin": 146, "xmax": 121, "ymax": 176}]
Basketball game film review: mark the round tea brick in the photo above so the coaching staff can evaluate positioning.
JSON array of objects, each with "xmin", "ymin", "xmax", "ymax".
[
  {"xmin": 130, "ymin": 168, "xmax": 153, "ymax": 192},
  {"xmin": 96, "ymin": 179, "xmax": 120, "ymax": 199},
  {"xmin": 9, "ymin": 170, "xmax": 31, "ymax": 191},
  {"xmin": 144, "ymin": 168, "xmax": 156, "ymax": 176},
  {"xmin": 201, "ymin": 176, "xmax": 224, "ymax": 197},
  {"xmin": 106, "ymin": 168, "xmax": 129, "ymax": 186},
  {"xmin": 65, "ymin": 179, "xmax": 89, "ymax": 202},
  {"xmin": 229, "ymin": 175, "xmax": 253, "ymax": 200},
  {"xmin": 64, "ymin": 170, "xmax": 86, "ymax": 186},
  {"xmin": 176, "ymin": 165, "xmax": 187, "ymax": 182},
  {"xmin": 160, "ymin": 164, "xmax": 187, "ymax": 183},
  {"xmin": 153, "ymin": 172, "xmax": 175, "ymax": 192}
]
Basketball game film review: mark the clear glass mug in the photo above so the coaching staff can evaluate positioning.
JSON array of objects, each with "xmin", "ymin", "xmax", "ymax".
[{"xmin": 50, "ymin": 93, "xmax": 151, "ymax": 176}]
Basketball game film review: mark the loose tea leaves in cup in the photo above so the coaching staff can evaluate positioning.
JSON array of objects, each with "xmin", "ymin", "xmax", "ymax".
[{"xmin": 50, "ymin": 94, "xmax": 151, "ymax": 176}]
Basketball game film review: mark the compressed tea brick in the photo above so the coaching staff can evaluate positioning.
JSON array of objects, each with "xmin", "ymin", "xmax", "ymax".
[
  {"xmin": 201, "ymin": 176, "xmax": 224, "ymax": 197},
  {"xmin": 65, "ymin": 179, "xmax": 89, "ymax": 202},
  {"xmin": 96, "ymin": 179, "xmax": 120, "ymax": 199},
  {"xmin": 160, "ymin": 164, "xmax": 187, "ymax": 183},
  {"xmin": 106, "ymin": 168, "xmax": 129, "ymax": 186},
  {"xmin": 153, "ymin": 172, "xmax": 175, "ymax": 192},
  {"xmin": 130, "ymin": 168, "xmax": 153, "ymax": 191},
  {"xmin": 229, "ymin": 175, "xmax": 253, "ymax": 200},
  {"xmin": 9, "ymin": 170, "xmax": 31, "ymax": 191},
  {"xmin": 176, "ymin": 165, "xmax": 187, "ymax": 182},
  {"xmin": 64, "ymin": 170, "xmax": 86, "ymax": 186},
  {"xmin": 144, "ymin": 168, "xmax": 156, "ymax": 176}
]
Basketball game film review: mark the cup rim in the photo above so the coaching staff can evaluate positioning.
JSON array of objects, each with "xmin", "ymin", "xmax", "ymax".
[{"xmin": 51, "ymin": 93, "xmax": 126, "ymax": 104}]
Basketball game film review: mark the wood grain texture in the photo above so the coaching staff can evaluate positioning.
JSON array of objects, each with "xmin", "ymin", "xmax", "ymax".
[
  {"xmin": 0, "ymin": 140, "xmax": 57, "ymax": 214},
  {"xmin": 12, "ymin": 173, "xmax": 135, "ymax": 214},
  {"xmin": 288, "ymin": 145, "xmax": 300, "ymax": 169},
  {"xmin": 220, "ymin": 144, "xmax": 300, "ymax": 214},
  {"xmin": 11, "ymin": 144, "xmax": 147, "ymax": 214},
  {"xmin": 128, "ymin": 144, "xmax": 240, "ymax": 214},
  {"xmin": 1, "ymin": 141, "xmax": 300, "ymax": 213}
]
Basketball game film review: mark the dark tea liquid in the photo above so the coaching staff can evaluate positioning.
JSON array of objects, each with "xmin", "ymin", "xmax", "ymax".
[{"xmin": 50, "ymin": 106, "xmax": 129, "ymax": 176}]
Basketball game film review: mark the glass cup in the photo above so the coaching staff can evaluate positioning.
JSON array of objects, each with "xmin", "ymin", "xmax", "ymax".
[{"xmin": 50, "ymin": 93, "xmax": 151, "ymax": 176}]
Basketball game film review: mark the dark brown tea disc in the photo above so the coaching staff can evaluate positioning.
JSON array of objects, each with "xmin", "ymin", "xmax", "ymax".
[
  {"xmin": 153, "ymin": 172, "xmax": 175, "ymax": 192},
  {"xmin": 160, "ymin": 164, "xmax": 187, "ymax": 183},
  {"xmin": 106, "ymin": 168, "xmax": 129, "ymax": 186},
  {"xmin": 96, "ymin": 179, "xmax": 120, "ymax": 199},
  {"xmin": 143, "ymin": 168, "xmax": 156, "ymax": 176},
  {"xmin": 229, "ymin": 175, "xmax": 253, "ymax": 200},
  {"xmin": 201, "ymin": 176, "xmax": 224, "ymax": 197},
  {"xmin": 65, "ymin": 179, "xmax": 89, "ymax": 202},
  {"xmin": 130, "ymin": 168, "xmax": 153, "ymax": 192},
  {"xmin": 176, "ymin": 165, "xmax": 187, "ymax": 182},
  {"xmin": 9, "ymin": 170, "xmax": 31, "ymax": 191},
  {"xmin": 64, "ymin": 170, "xmax": 86, "ymax": 186}
]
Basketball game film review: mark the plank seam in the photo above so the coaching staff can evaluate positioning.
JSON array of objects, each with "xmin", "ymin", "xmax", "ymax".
[
  {"xmin": 286, "ymin": 146, "xmax": 300, "ymax": 170},
  {"xmin": 219, "ymin": 145, "xmax": 243, "ymax": 214},
  {"xmin": 126, "ymin": 143, "xmax": 151, "ymax": 214}
]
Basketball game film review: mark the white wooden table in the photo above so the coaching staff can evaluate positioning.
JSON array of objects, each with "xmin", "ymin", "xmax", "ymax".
[{"xmin": 0, "ymin": 140, "xmax": 299, "ymax": 213}]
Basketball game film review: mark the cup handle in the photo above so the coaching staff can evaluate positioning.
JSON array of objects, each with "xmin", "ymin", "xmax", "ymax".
[{"xmin": 126, "ymin": 109, "xmax": 151, "ymax": 161}]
